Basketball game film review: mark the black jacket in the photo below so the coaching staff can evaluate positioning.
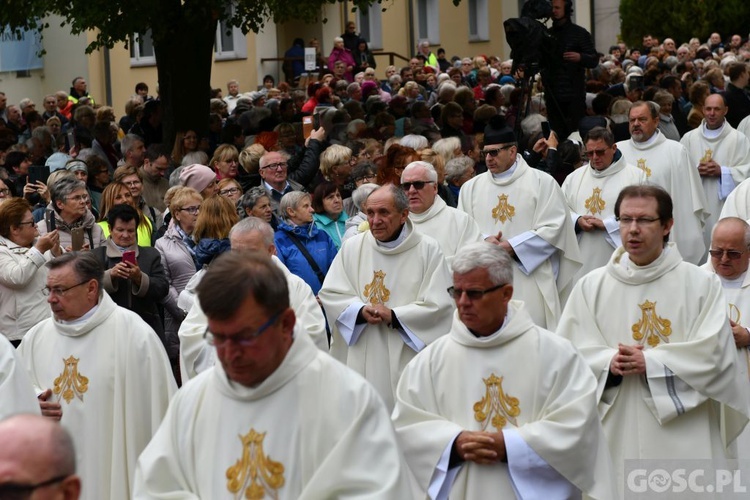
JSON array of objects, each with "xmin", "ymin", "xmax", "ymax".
[{"xmin": 544, "ymin": 20, "xmax": 598, "ymax": 102}]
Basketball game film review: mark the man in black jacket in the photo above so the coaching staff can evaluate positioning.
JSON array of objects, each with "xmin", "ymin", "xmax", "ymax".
[
  {"xmin": 723, "ymin": 62, "xmax": 750, "ymax": 128},
  {"xmin": 543, "ymin": 0, "xmax": 598, "ymax": 139}
]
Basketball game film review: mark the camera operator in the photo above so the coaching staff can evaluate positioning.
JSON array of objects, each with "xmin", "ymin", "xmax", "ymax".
[{"xmin": 544, "ymin": 0, "xmax": 597, "ymax": 139}]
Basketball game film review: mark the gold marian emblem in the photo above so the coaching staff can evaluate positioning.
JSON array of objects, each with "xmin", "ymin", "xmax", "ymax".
[
  {"xmin": 584, "ymin": 187, "xmax": 606, "ymax": 215},
  {"xmin": 491, "ymin": 194, "xmax": 515, "ymax": 223},
  {"xmin": 473, "ymin": 373, "xmax": 521, "ymax": 432},
  {"xmin": 226, "ymin": 428, "xmax": 285, "ymax": 500},
  {"xmin": 53, "ymin": 355, "xmax": 89, "ymax": 404},
  {"xmin": 701, "ymin": 148, "xmax": 713, "ymax": 163},
  {"xmin": 636, "ymin": 159, "xmax": 652, "ymax": 178},
  {"xmin": 363, "ymin": 270, "xmax": 390, "ymax": 305},
  {"xmin": 632, "ymin": 300, "xmax": 672, "ymax": 347}
]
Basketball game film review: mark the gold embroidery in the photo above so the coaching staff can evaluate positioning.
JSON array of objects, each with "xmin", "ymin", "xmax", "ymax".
[
  {"xmin": 473, "ymin": 373, "xmax": 520, "ymax": 432},
  {"xmin": 226, "ymin": 428, "xmax": 285, "ymax": 500},
  {"xmin": 632, "ymin": 300, "xmax": 672, "ymax": 347},
  {"xmin": 636, "ymin": 159, "xmax": 652, "ymax": 178},
  {"xmin": 729, "ymin": 303, "xmax": 741, "ymax": 324},
  {"xmin": 584, "ymin": 187, "xmax": 606, "ymax": 215},
  {"xmin": 363, "ymin": 270, "xmax": 390, "ymax": 305},
  {"xmin": 491, "ymin": 194, "xmax": 516, "ymax": 223},
  {"xmin": 701, "ymin": 148, "xmax": 713, "ymax": 163},
  {"xmin": 53, "ymin": 355, "xmax": 89, "ymax": 404}
]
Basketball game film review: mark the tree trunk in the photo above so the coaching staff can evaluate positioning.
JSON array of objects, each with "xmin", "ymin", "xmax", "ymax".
[{"xmin": 154, "ymin": 14, "xmax": 217, "ymax": 154}]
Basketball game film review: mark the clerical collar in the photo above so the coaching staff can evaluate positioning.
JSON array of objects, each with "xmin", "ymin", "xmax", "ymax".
[
  {"xmin": 626, "ymin": 244, "xmax": 670, "ymax": 269},
  {"xmin": 702, "ymin": 120, "xmax": 725, "ymax": 139},
  {"xmin": 469, "ymin": 315, "xmax": 509, "ymax": 338},
  {"xmin": 719, "ymin": 272, "xmax": 746, "ymax": 289},
  {"xmin": 491, "ymin": 158, "xmax": 518, "ymax": 180},
  {"xmin": 376, "ymin": 223, "xmax": 410, "ymax": 248},
  {"xmin": 638, "ymin": 129, "xmax": 660, "ymax": 147},
  {"xmin": 58, "ymin": 302, "xmax": 101, "ymax": 325}
]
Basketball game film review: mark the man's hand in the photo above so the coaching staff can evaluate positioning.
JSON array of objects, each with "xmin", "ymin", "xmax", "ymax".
[
  {"xmin": 454, "ymin": 431, "xmax": 504, "ymax": 464},
  {"xmin": 485, "ymin": 231, "xmax": 503, "ymax": 246},
  {"xmin": 305, "ymin": 127, "xmax": 326, "ymax": 146},
  {"xmin": 532, "ymin": 137, "xmax": 548, "ymax": 154},
  {"xmin": 563, "ymin": 51, "xmax": 582, "ymax": 63},
  {"xmin": 38, "ymin": 388, "xmax": 62, "ymax": 420},
  {"xmin": 697, "ymin": 160, "xmax": 721, "ymax": 177},
  {"xmin": 610, "ymin": 343, "xmax": 646, "ymax": 376},
  {"xmin": 361, "ymin": 305, "xmax": 384, "ymax": 325},
  {"xmin": 499, "ymin": 240, "xmax": 515, "ymax": 257},
  {"xmin": 577, "ymin": 215, "xmax": 604, "ymax": 232},
  {"xmin": 370, "ymin": 304, "xmax": 393, "ymax": 327},
  {"xmin": 730, "ymin": 320, "xmax": 750, "ymax": 348}
]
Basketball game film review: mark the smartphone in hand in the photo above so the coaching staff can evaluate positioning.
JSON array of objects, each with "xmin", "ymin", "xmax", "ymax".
[{"xmin": 122, "ymin": 250, "xmax": 137, "ymax": 266}]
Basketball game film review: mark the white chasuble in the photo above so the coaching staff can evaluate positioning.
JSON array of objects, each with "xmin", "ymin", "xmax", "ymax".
[
  {"xmin": 457, "ymin": 156, "xmax": 581, "ymax": 329},
  {"xmin": 617, "ymin": 132, "xmax": 708, "ymax": 264},
  {"xmin": 392, "ymin": 304, "xmax": 616, "ymax": 500},
  {"xmin": 681, "ymin": 121, "xmax": 750, "ymax": 247},
  {"xmin": 719, "ymin": 177, "xmax": 750, "ymax": 220},
  {"xmin": 409, "ymin": 196, "xmax": 483, "ymax": 264},
  {"xmin": 739, "ymin": 114, "xmax": 750, "ymax": 140},
  {"xmin": 558, "ymin": 245, "xmax": 750, "ymax": 493},
  {"xmin": 134, "ymin": 330, "xmax": 414, "ymax": 499},
  {"xmin": 17, "ymin": 293, "xmax": 176, "ymax": 500},
  {"xmin": 561, "ymin": 154, "xmax": 645, "ymax": 284},
  {"xmin": 0, "ymin": 335, "xmax": 40, "ymax": 418},
  {"xmin": 318, "ymin": 219, "xmax": 454, "ymax": 410}
]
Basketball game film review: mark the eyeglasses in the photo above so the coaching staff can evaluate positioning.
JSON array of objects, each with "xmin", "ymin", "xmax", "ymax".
[
  {"xmin": 0, "ymin": 188, "xmax": 11, "ymax": 196},
  {"xmin": 67, "ymin": 194, "xmax": 89, "ymax": 203},
  {"xmin": 261, "ymin": 162, "xmax": 287, "ymax": 171},
  {"xmin": 447, "ymin": 283, "xmax": 507, "ymax": 300},
  {"xmin": 42, "ymin": 280, "xmax": 90, "ymax": 297},
  {"xmin": 17, "ymin": 220, "xmax": 35, "ymax": 227},
  {"xmin": 401, "ymin": 181, "xmax": 435, "ymax": 191},
  {"xmin": 219, "ymin": 188, "xmax": 240, "ymax": 196},
  {"xmin": 616, "ymin": 216, "xmax": 661, "ymax": 226},
  {"xmin": 481, "ymin": 145, "xmax": 514, "ymax": 157},
  {"xmin": 585, "ymin": 148, "xmax": 611, "ymax": 158},
  {"xmin": 709, "ymin": 249, "xmax": 746, "ymax": 260},
  {"xmin": 0, "ymin": 474, "xmax": 70, "ymax": 500},
  {"xmin": 123, "ymin": 180, "xmax": 142, "ymax": 187},
  {"xmin": 355, "ymin": 174, "xmax": 376, "ymax": 183},
  {"xmin": 178, "ymin": 205, "xmax": 200, "ymax": 215},
  {"xmin": 203, "ymin": 313, "xmax": 281, "ymax": 347}
]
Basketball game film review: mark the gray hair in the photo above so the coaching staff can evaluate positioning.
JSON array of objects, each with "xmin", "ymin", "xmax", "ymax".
[
  {"xmin": 120, "ymin": 134, "xmax": 144, "ymax": 155},
  {"xmin": 229, "ymin": 217, "xmax": 275, "ymax": 246},
  {"xmin": 259, "ymin": 151, "xmax": 290, "ymax": 170},
  {"xmin": 352, "ymin": 183, "xmax": 380, "ymax": 211},
  {"xmin": 520, "ymin": 114, "xmax": 546, "ymax": 138},
  {"xmin": 240, "ymin": 187, "xmax": 271, "ymax": 211},
  {"xmin": 279, "ymin": 191, "xmax": 311, "ymax": 221},
  {"xmin": 400, "ymin": 134, "xmax": 429, "ymax": 151},
  {"xmin": 712, "ymin": 217, "xmax": 750, "ymax": 248},
  {"xmin": 47, "ymin": 251, "xmax": 104, "ymax": 289},
  {"xmin": 401, "ymin": 161, "xmax": 437, "ymax": 183},
  {"xmin": 432, "ymin": 137, "xmax": 461, "ymax": 163},
  {"xmin": 368, "ymin": 184, "xmax": 409, "ymax": 212},
  {"xmin": 630, "ymin": 100, "xmax": 659, "ymax": 119},
  {"xmin": 182, "ymin": 151, "xmax": 209, "ymax": 167},
  {"xmin": 451, "ymin": 242, "xmax": 514, "ymax": 286},
  {"xmin": 49, "ymin": 177, "xmax": 87, "ymax": 211},
  {"xmin": 445, "ymin": 156, "xmax": 475, "ymax": 183}
]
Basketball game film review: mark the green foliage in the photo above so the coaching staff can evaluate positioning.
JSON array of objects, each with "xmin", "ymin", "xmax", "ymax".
[{"xmin": 620, "ymin": 0, "xmax": 750, "ymax": 47}]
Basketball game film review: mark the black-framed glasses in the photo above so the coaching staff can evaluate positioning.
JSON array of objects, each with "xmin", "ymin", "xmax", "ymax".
[
  {"xmin": 354, "ymin": 174, "xmax": 376, "ymax": 183},
  {"xmin": 709, "ymin": 249, "xmax": 746, "ymax": 260},
  {"xmin": 17, "ymin": 220, "xmax": 36, "ymax": 227},
  {"xmin": 401, "ymin": 181, "xmax": 435, "ymax": 191},
  {"xmin": 481, "ymin": 145, "xmax": 514, "ymax": 157},
  {"xmin": 261, "ymin": 162, "xmax": 287, "ymax": 171},
  {"xmin": 616, "ymin": 216, "xmax": 661, "ymax": 227},
  {"xmin": 584, "ymin": 148, "xmax": 611, "ymax": 158},
  {"xmin": 0, "ymin": 474, "xmax": 70, "ymax": 500},
  {"xmin": 447, "ymin": 283, "xmax": 507, "ymax": 300},
  {"xmin": 42, "ymin": 280, "xmax": 90, "ymax": 297},
  {"xmin": 219, "ymin": 188, "xmax": 240, "ymax": 196},
  {"xmin": 178, "ymin": 206, "xmax": 200, "ymax": 215},
  {"xmin": 203, "ymin": 313, "xmax": 281, "ymax": 348}
]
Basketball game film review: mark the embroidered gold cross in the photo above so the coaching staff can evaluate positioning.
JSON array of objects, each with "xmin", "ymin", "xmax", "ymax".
[
  {"xmin": 637, "ymin": 159, "xmax": 652, "ymax": 178},
  {"xmin": 363, "ymin": 270, "xmax": 390, "ymax": 305},
  {"xmin": 473, "ymin": 373, "xmax": 520, "ymax": 431},
  {"xmin": 584, "ymin": 187, "xmax": 606, "ymax": 215},
  {"xmin": 632, "ymin": 300, "xmax": 672, "ymax": 347},
  {"xmin": 226, "ymin": 428, "xmax": 285, "ymax": 500},
  {"xmin": 491, "ymin": 194, "xmax": 515, "ymax": 223},
  {"xmin": 53, "ymin": 355, "xmax": 89, "ymax": 404}
]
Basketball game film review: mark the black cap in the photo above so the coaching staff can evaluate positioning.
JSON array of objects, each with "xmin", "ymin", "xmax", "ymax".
[{"xmin": 483, "ymin": 115, "xmax": 515, "ymax": 145}]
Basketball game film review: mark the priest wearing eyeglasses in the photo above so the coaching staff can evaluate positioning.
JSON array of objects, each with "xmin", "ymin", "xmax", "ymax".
[
  {"xmin": 392, "ymin": 241, "xmax": 616, "ymax": 499},
  {"xmin": 457, "ymin": 118, "xmax": 581, "ymax": 329},
  {"xmin": 135, "ymin": 251, "xmax": 414, "ymax": 498},
  {"xmin": 401, "ymin": 161, "xmax": 483, "ymax": 265}
]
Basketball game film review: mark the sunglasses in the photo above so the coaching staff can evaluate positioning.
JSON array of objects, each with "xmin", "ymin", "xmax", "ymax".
[
  {"xmin": 401, "ymin": 181, "xmax": 435, "ymax": 191},
  {"xmin": 480, "ymin": 145, "xmax": 514, "ymax": 157}
]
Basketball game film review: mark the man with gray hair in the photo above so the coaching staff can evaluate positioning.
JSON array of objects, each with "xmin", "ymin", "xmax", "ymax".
[
  {"xmin": 401, "ymin": 161, "xmax": 482, "ymax": 263},
  {"xmin": 179, "ymin": 217, "xmax": 328, "ymax": 381},
  {"xmin": 17, "ymin": 251, "xmax": 175, "ymax": 500},
  {"xmin": 0, "ymin": 414, "xmax": 81, "ymax": 499},
  {"xmin": 617, "ymin": 100, "xmax": 708, "ymax": 264},
  {"xmin": 392, "ymin": 242, "xmax": 616, "ymax": 499},
  {"xmin": 259, "ymin": 150, "xmax": 305, "ymax": 217},
  {"xmin": 118, "ymin": 133, "xmax": 146, "ymax": 172},
  {"xmin": 320, "ymin": 184, "xmax": 454, "ymax": 410}
]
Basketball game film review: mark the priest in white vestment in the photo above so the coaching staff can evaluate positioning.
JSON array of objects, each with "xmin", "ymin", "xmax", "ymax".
[
  {"xmin": 739, "ymin": 114, "xmax": 750, "ymax": 140},
  {"xmin": 16, "ymin": 252, "xmax": 176, "ymax": 500},
  {"xmin": 457, "ymin": 122, "xmax": 581, "ymax": 329},
  {"xmin": 562, "ymin": 126, "xmax": 645, "ymax": 285},
  {"xmin": 720, "ymin": 177, "xmax": 750, "ymax": 220},
  {"xmin": 319, "ymin": 184, "xmax": 454, "ymax": 410},
  {"xmin": 617, "ymin": 101, "xmax": 708, "ymax": 264},
  {"xmin": 179, "ymin": 218, "xmax": 328, "ymax": 381},
  {"xmin": 557, "ymin": 185, "xmax": 750, "ymax": 494},
  {"xmin": 402, "ymin": 161, "xmax": 483, "ymax": 264},
  {"xmin": 681, "ymin": 94, "xmax": 750, "ymax": 250},
  {"xmin": 135, "ymin": 252, "xmax": 413, "ymax": 499},
  {"xmin": 0, "ymin": 336, "xmax": 39, "ymax": 419},
  {"xmin": 393, "ymin": 242, "xmax": 616, "ymax": 500}
]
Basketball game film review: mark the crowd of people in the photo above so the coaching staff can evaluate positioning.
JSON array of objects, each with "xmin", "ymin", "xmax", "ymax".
[{"xmin": 3, "ymin": 0, "xmax": 750, "ymax": 496}]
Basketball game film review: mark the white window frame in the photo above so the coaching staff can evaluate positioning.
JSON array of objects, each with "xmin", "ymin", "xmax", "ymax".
[
  {"xmin": 415, "ymin": 0, "xmax": 440, "ymax": 45},
  {"xmin": 356, "ymin": 4, "xmax": 383, "ymax": 50},
  {"xmin": 214, "ymin": 7, "xmax": 247, "ymax": 61},
  {"xmin": 468, "ymin": 0, "xmax": 489, "ymax": 42},
  {"xmin": 129, "ymin": 31, "xmax": 156, "ymax": 67}
]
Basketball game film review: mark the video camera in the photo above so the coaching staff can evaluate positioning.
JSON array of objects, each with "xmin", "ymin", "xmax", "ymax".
[{"xmin": 503, "ymin": 0, "xmax": 559, "ymax": 75}]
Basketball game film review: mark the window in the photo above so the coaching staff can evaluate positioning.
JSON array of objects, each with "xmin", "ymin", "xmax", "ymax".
[
  {"xmin": 415, "ymin": 0, "xmax": 439, "ymax": 45},
  {"xmin": 357, "ymin": 5, "xmax": 383, "ymax": 50},
  {"xmin": 130, "ymin": 30, "xmax": 156, "ymax": 67},
  {"xmin": 215, "ymin": 8, "xmax": 247, "ymax": 60},
  {"xmin": 468, "ymin": 0, "xmax": 489, "ymax": 41}
]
